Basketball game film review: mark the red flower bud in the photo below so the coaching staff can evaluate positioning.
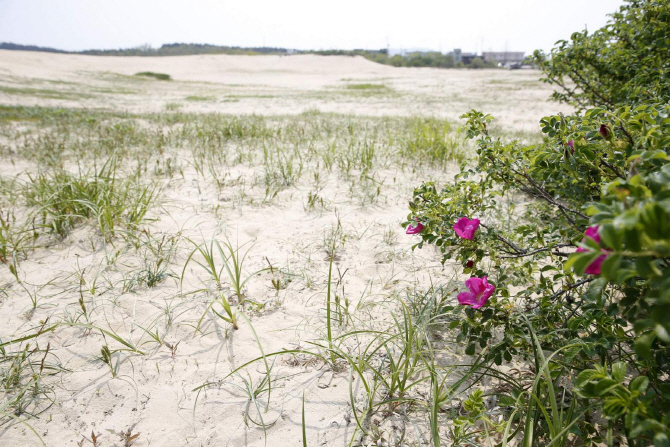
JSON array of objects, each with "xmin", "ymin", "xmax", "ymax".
[
  {"xmin": 466, "ymin": 260, "xmax": 474, "ymax": 268},
  {"xmin": 599, "ymin": 124, "xmax": 610, "ymax": 139}
]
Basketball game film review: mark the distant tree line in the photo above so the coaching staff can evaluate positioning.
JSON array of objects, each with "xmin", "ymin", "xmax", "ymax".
[
  {"xmin": 0, "ymin": 42, "xmax": 69, "ymax": 54},
  {"xmin": 0, "ymin": 42, "xmax": 290, "ymax": 56},
  {"xmin": 0, "ymin": 42, "xmax": 498, "ymax": 69},
  {"xmin": 81, "ymin": 43, "xmax": 291, "ymax": 56},
  {"xmin": 305, "ymin": 49, "xmax": 497, "ymax": 69}
]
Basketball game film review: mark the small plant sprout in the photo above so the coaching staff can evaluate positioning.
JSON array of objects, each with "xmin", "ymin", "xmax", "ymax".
[
  {"xmin": 182, "ymin": 236, "xmax": 267, "ymax": 333},
  {"xmin": 107, "ymin": 424, "xmax": 141, "ymax": 447},
  {"xmin": 182, "ymin": 237, "xmax": 268, "ymax": 304},
  {"xmin": 78, "ymin": 431, "xmax": 102, "ymax": 447},
  {"xmin": 100, "ymin": 345, "xmax": 118, "ymax": 378}
]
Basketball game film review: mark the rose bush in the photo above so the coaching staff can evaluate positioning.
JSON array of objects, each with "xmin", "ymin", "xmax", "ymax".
[{"xmin": 405, "ymin": 1, "xmax": 670, "ymax": 444}]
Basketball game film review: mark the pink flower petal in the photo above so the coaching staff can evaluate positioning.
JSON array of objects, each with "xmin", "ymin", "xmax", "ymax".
[
  {"xmin": 459, "ymin": 276, "xmax": 495, "ymax": 309},
  {"xmin": 585, "ymin": 253, "xmax": 607, "ymax": 275},
  {"xmin": 470, "ymin": 299, "xmax": 487, "ymax": 309},
  {"xmin": 457, "ymin": 291, "xmax": 478, "ymax": 306},
  {"xmin": 453, "ymin": 217, "xmax": 481, "ymax": 240},
  {"xmin": 584, "ymin": 226, "xmax": 601, "ymax": 244},
  {"xmin": 481, "ymin": 283, "xmax": 495, "ymax": 301},
  {"xmin": 406, "ymin": 222, "xmax": 424, "ymax": 234},
  {"xmin": 465, "ymin": 276, "xmax": 485, "ymax": 295}
]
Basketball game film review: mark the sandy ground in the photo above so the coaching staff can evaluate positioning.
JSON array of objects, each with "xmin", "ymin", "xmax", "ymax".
[
  {"xmin": 0, "ymin": 51, "xmax": 567, "ymax": 447},
  {"xmin": 0, "ymin": 50, "xmax": 570, "ymax": 131}
]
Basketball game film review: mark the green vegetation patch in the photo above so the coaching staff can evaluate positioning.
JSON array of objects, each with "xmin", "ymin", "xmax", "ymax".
[
  {"xmin": 0, "ymin": 85, "xmax": 94, "ymax": 100},
  {"xmin": 345, "ymin": 83, "xmax": 390, "ymax": 90},
  {"xmin": 341, "ymin": 83, "xmax": 396, "ymax": 97},
  {"xmin": 185, "ymin": 95, "xmax": 216, "ymax": 102},
  {"xmin": 134, "ymin": 72, "xmax": 172, "ymax": 81}
]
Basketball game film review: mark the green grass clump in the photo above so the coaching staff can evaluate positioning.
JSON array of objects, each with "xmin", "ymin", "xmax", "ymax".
[
  {"xmin": 341, "ymin": 83, "xmax": 395, "ymax": 98},
  {"xmin": 185, "ymin": 96, "xmax": 215, "ymax": 101},
  {"xmin": 24, "ymin": 158, "xmax": 155, "ymax": 240},
  {"xmin": 134, "ymin": 71, "xmax": 171, "ymax": 81},
  {"xmin": 0, "ymin": 85, "xmax": 93, "ymax": 100},
  {"xmin": 345, "ymin": 83, "xmax": 389, "ymax": 90},
  {"xmin": 403, "ymin": 117, "xmax": 466, "ymax": 165}
]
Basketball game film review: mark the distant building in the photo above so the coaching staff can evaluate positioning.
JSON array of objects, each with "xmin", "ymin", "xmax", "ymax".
[
  {"xmin": 449, "ymin": 49, "xmax": 479, "ymax": 64},
  {"xmin": 482, "ymin": 52, "xmax": 525, "ymax": 67}
]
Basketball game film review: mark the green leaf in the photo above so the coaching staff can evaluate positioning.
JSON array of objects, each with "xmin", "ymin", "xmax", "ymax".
[
  {"xmin": 601, "ymin": 254, "xmax": 622, "ymax": 281},
  {"xmin": 635, "ymin": 331, "xmax": 656, "ymax": 360},
  {"xmin": 629, "ymin": 376, "xmax": 649, "ymax": 394},
  {"xmin": 640, "ymin": 203, "xmax": 670, "ymax": 239},
  {"xmin": 587, "ymin": 277, "xmax": 607, "ymax": 301},
  {"xmin": 635, "ymin": 256, "xmax": 662, "ymax": 278},
  {"xmin": 603, "ymin": 397, "xmax": 628, "ymax": 419},
  {"xmin": 565, "ymin": 251, "xmax": 600, "ymax": 275},
  {"xmin": 599, "ymin": 223, "xmax": 622, "ymax": 250},
  {"xmin": 594, "ymin": 378, "xmax": 619, "ymax": 396},
  {"xmin": 655, "ymin": 433, "xmax": 670, "ymax": 447},
  {"xmin": 611, "ymin": 362, "xmax": 626, "ymax": 382},
  {"xmin": 576, "ymin": 369, "xmax": 600, "ymax": 388},
  {"xmin": 613, "ymin": 209, "xmax": 639, "ymax": 229}
]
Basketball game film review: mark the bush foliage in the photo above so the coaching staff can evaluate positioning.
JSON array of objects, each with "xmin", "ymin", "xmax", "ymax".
[
  {"xmin": 408, "ymin": 0, "xmax": 670, "ymax": 444},
  {"xmin": 533, "ymin": 0, "xmax": 670, "ymax": 110}
]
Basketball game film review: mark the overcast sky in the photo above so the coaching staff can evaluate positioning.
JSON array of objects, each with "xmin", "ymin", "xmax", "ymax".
[{"xmin": 0, "ymin": 0, "xmax": 625, "ymax": 54}]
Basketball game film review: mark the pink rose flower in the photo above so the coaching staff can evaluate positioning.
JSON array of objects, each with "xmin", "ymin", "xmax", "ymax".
[
  {"xmin": 584, "ymin": 226, "xmax": 601, "ymax": 244},
  {"xmin": 457, "ymin": 276, "xmax": 495, "ymax": 309},
  {"xmin": 453, "ymin": 217, "xmax": 480, "ymax": 240},
  {"xmin": 406, "ymin": 218, "xmax": 424, "ymax": 235},
  {"xmin": 576, "ymin": 225, "xmax": 608, "ymax": 275},
  {"xmin": 584, "ymin": 254, "xmax": 607, "ymax": 275}
]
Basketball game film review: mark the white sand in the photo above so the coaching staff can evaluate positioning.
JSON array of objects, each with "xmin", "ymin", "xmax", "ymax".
[{"xmin": 0, "ymin": 51, "xmax": 567, "ymax": 446}]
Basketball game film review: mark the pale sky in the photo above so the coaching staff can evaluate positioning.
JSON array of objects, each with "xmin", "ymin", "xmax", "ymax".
[{"xmin": 0, "ymin": 0, "xmax": 625, "ymax": 55}]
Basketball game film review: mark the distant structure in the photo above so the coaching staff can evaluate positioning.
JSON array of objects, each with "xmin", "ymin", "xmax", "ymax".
[
  {"xmin": 482, "ymin": 52, "xmax": 525, "ymax": 68},
  {"xmin": 450, "ymin": 49, "xmax": 478, "ymax": 64},
  {"xmin": 385, "ymin": 48, "xmax": 526, "ymax": 67}
]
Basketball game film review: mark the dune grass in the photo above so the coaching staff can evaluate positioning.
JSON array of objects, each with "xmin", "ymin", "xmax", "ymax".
[
  {"xmin": 345, "ymin": 83, "xmax": 390, "ymax": 90},
  {"xmin": 134, "ymin": 71, "xmax": 172, "ymax": 81},
  {"xmin": 0, "ymin": 103, "xmax": 491, "ymax": 446}
]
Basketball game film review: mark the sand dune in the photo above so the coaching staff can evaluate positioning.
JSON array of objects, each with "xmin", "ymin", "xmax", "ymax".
[
  {"xmin": 0, "ymin": 51, "xmax": 391, "ymax": 85},
  {"xmin": 0, "ymin": 50, "xmax": 570, "ymax": 130}
]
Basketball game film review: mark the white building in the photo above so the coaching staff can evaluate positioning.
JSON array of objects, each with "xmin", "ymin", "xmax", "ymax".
[{"xmin": 482, "ymin": 52, "xmax": 525, "ymax": 67}]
